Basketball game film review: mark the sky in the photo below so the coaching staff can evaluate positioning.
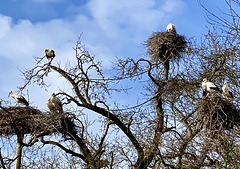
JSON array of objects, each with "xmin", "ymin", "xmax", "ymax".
[{"xmin": 0, "ymin": 0, "xmax": 227, "ymax": 110}]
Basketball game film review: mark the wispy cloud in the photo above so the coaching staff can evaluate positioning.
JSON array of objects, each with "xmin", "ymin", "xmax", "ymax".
[{"xmin": 0, "ymin": 14, "xmax": 12, "ymax": 38}]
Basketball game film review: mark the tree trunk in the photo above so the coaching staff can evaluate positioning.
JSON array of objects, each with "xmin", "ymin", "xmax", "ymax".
[
  {"xmin": 15, "ymin": 133, "xmax": 24, "ymax": 169},
  {"xmin": 163, "ymin": 59, "xmax": 169, "ymax": 81},
  {"xmin": 135, "ymin": 59, "xmax": 170, "ymax": 168}
]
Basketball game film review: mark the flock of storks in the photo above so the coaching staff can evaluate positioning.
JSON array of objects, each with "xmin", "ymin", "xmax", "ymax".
[
  {"xmin": 8, "ymin": 49, "xmax": 63, "ymax": 114},
  {"xmin": 7, "ymin": 24, "xmax": 234, "ymax": 113}
]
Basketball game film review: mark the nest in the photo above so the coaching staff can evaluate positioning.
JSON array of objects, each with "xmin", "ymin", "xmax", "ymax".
[
  {"xmin": 0, "ymin": 106, "xmax": 77, "ymax": 137},
  {"xmin": 146, "ymin": 31, "xmax": 186, "ymax": 62},
  {"xmin": 198, "ymin": 97, "xmax": 240, "ymax": 131}
]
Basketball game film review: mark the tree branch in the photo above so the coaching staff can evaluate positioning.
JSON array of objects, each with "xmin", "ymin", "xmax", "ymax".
[{"xmin": 40, "ymin": 136, "xmax": 86, "ymax": 161}]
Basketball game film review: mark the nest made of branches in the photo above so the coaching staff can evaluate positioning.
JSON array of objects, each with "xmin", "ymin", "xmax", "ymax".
[
  {"xmin": 146, "ymin": 31, "xmax": 187, "ymax": 62},
  {"xmin": 0, "ymin": 106, "xmax": 77, "ymax": 137},
  {"xmin": 198, "ymin": 97, "xmax": 240, "ymax": 131}
]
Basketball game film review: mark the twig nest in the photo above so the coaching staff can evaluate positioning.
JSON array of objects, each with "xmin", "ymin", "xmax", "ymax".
[
  {"xmin": 198, "ymin": 97, "xmax": 239, "ymax": 131},
  {"xmin": 0, "ymin": 106, "xmax": 77, "ymax": 137},
  {"xmin": 146, "ymin": 31, "xmax": 186, "ymax": 62}
]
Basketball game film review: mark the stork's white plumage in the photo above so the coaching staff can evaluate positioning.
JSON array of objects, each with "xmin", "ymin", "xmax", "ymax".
[
  {"xmin": 202, "ymin": 78, "xmax": 221, "ymax": 96},
  {"xmin": 222, "ymin": 81, "xmax": 233, "ymax": 98},
  {"xmin": 46, "ymin": 99, "xmax": 55, "ymax": 112},
  {"xmin": 166, "ymin": 23, "xmax": 176, "ymax": 33},
  {"xmin": 46, "ymin": 93, "xmax": 63, "ymax": 113},
  {"xmin": 44, "ymin": 48, "xmax": 55, "ymax": 64},
  {"xmin": 8, "ymin": 91, "xmax": 29, "ymax": 106}
]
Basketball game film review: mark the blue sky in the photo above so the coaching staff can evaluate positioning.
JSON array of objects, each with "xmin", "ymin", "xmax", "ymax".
[{"xmin": 0, "ymin": 0, "xmax": 226, "ymax": 110}]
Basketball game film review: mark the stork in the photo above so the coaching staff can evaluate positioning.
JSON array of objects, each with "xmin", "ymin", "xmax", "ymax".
[
  {"xmin": 222, "ymin": 81, "xmax": 233, "ymax": 98},
  {"xmin": 8, "ymin": 91, "xmax": 29, "ymax": 106},
  {"xmin": 44, "ymin": 48, "xmax": 55, "ymax": 64},
  {"xmin": 201, "ymin": 78, "xmax": 221, "ymax": 96},
  {"xmin": 46, "ymin": 99, "xmax": 55, "ymax": 112},
  {"xmin": 166, "ymin": 23, "xmax": 176, "ymax": 33},
  {"xmin": 46, "ymin": 93, "xmax": 63, "ymax": 113}
]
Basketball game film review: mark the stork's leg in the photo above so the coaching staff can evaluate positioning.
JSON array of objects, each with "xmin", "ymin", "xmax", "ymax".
[
  {"xmin": 47, "ymin": 59, "xmax": 51, "ymax": 66},
  {"xmin": 48, "ymin": 58, "xmax": 54, "ymax": 66}
]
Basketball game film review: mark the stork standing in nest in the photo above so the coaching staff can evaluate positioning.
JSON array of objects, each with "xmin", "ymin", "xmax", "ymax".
[
  {"xmin": 222, "ymin": 81, "xmax": 233, "ymax": 98},
  {"xmin": 8, "ymin": 91, "xmax": 29, "ymax": 106},
  {"xmin": 46, "ymin": 93, "xmax": 63, "ymax": 114},
  {"xmin": 44, "ymin": 48, "xmax": 55, "ymax": 65},
  {"xmin": 201, "ymin": 78, "xmax": 221, "ymax": 97},
  {"xmin": 166, "ymin": 23, "xmax": 176, "ymax": 33}
]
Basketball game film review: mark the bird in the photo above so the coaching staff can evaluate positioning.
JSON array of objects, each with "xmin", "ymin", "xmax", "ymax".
[
  {"xmin": 222, "ymin": 81, "xmax": 233, "ymax": 98},
  {"xmin": 201, "ymin": 78, "xmax": 221, "ymax": 96},
  {"xmin": 8, "ymin": 91, "xmax": 29, "ymax": 106},
  {"xmin": 166, "ymin": 23, "xmax": 176, "ymax": 33},
  {"xmin": 44, "ymin": 48, "xmax": 55, "ymax": 64},
  {"xmin": 46, "ymin": 93, "xmax": 63, "ymax": 114},
  {"xmin": 46, "ymin": 99, "xmax": 55, "ymax": 112}
]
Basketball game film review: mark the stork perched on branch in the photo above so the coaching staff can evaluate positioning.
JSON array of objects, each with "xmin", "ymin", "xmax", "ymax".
[
  {"xmin": 46, "ymin": 93, "xmax": 63, "ymax": 114},
  {"xmin": 166, "ymin": 23, "xmax": 176, "ymax": 33},
  {"xmin": 44, "ymin": 48, "xmax": 55, "ymax": 64},
  {"xmin": 201, "ymin": 78, "xmax": 221, "ymax": 97},
  {"xmin": 222, "ymin": 81, "xmax": 233, "ymax": 98},
  {"xmin": 8, "ymin": 91, "xmax": 29, "ymax": 106}
]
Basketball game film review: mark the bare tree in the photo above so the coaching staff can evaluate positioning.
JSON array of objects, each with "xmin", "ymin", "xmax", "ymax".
[{"xmin": 0, "ymin": 1, "xmax": 240, "ymax": 168}]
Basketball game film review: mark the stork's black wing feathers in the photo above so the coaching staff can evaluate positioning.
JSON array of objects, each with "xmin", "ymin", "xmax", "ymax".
[
  {"xmin": 209, "ymin": 86, "xmax": 221, "ymax": 92},
  {"xmin": 229, "ymin": 91, "xmax": 234, "ymax": 98},
  {"xmin": 52, "ymin": 50, "xmax": 55, "ymax": 57},
  {"xmin": 17, "ymin": 97, "xmax": 29, "ymax": 106}
]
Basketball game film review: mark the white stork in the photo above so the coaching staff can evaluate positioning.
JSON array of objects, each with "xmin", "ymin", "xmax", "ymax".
[
  {"xmin": 46, "ymin": 93, "xmax": 63, "ymax": 113},
  {"xmin": 222, "ymin": 81, "xmax": 233, "ymax": 98},
  {"xmin": 201, "ymin": 78, "xmax": 221, "ymax": 96},
  {"xmin": 44, "ymin": 48, "xmax": 55, "ymax": 64},
  {"xmin": 8, "ymin": 91, "xmax": 29, "ymax": 106},
  {"xmin": 46, "ymin": 99, "xmax": 55, "ymax": 112},
  {"xmin": 166, "ymin": 23, "xmax": 176, "ymax": 33}
]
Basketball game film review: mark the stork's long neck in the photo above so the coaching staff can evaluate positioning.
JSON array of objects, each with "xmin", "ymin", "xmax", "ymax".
[
  {"xmin": 9, "ymin": 93, "xmax": 13, "ymax": 98},
  {"xmin": 50, "ymin": 95, "xmax": 55, "ymax": 101}
]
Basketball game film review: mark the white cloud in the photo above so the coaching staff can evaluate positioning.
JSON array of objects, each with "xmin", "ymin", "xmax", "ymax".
[
  {"xmin": 160, "ymin": 0, "xmax": 186, "ymax": 13},
  {"xmin": 88, "ymin": 0, "xmax": 159, "ymax": 38},
  {"xmin": 0, "ymin": 15, "xmax": 12, "ymax": 39},
  {"xmin": 88, "ymin": 0, "xmax": 186, "ymax": 39},
  {"xmin": 0, "ymin": 18, "xmax": 76, "ymax": 65}
]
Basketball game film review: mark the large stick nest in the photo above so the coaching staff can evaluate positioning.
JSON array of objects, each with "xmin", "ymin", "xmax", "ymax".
[
  {"xmin": 198, "ymin": 97, "xmax": 240, "ymax": 131},
  {"xmin": 146, "ymin": 31, "xmax": 187, "ymax": 62},
  {"xmin": 0, "ymin": 106, "xmax": 77, "ymax": 137}
]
